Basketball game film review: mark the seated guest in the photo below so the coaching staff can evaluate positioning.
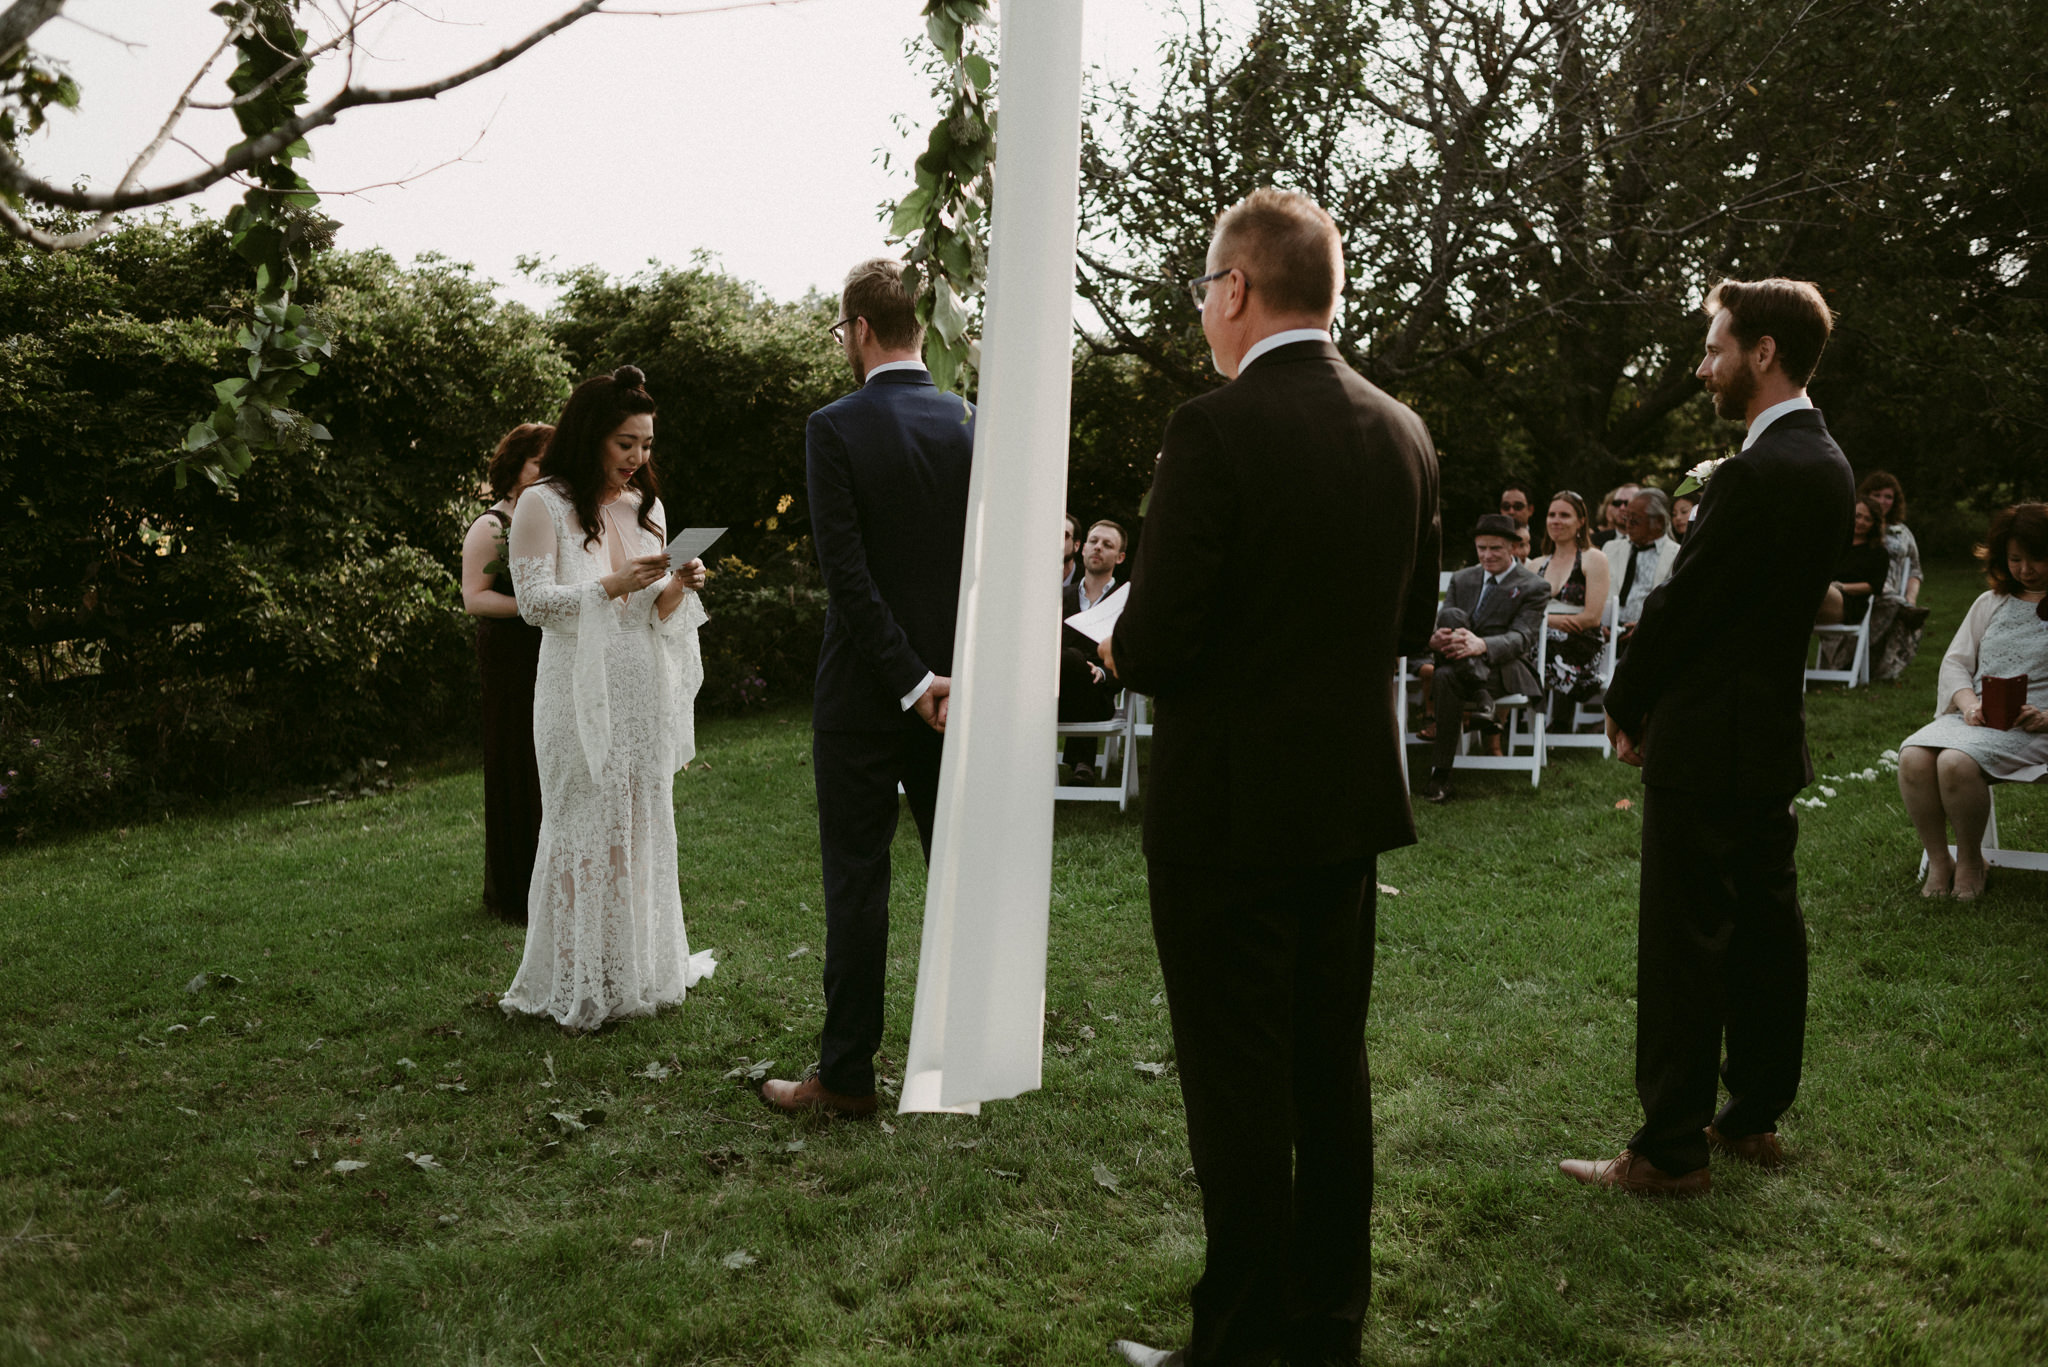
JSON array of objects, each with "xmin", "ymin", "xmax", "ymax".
[
  {"xmin": 1499, "ymin": 480, "xmax": 1537, "ymax": 541},
  {"xmin": 1059, "ymin": 519, "xmax": 1128, "ymax": 782},
  {"xmin": 1897, "ymin": 503, "xmax": 2048, "ymax": 900},
  {"xmin": 1512, "ymin": 524, "xmax": 1533, "ymax": 564},
  {"xmin": 1817, "ymin": 496, "xmax": 1892, "ymax": 627},
  {"xmin": 1672, "ymin": 491, "xmax": 1699, "ymax": 542},
  {"xmin": 1592, "ymin": 482, "xmax": 1639, "ymax": 548},
  {"xmin": 1610, "ymin": 487, "xmax": 1678, "ymax": 651},
  {"xmin": 1421, "ymin": 514, "xmax": 1551, "ymax": 803},
  {"xmin": 1534, "ymin": 491, "xmax": 1611, "ymax": 723},
  {"xmin": 1061, "ymin": 512, "xmax": 1079, "ymax": 588},
  {"xmin": 1860, "ymin": 469, "xmax": 1932, "ymax": 682}
]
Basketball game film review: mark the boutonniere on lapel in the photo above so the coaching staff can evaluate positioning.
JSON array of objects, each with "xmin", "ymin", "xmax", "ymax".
[{"xmin": 1675, "ymin": 456, "xmax": 1727, "ymax": 499}]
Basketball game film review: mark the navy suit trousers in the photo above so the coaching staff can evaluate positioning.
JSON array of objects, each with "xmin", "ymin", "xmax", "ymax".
[{"xmin": 812, "ymin": 724, "xmax": 942, "ymax": 1097}]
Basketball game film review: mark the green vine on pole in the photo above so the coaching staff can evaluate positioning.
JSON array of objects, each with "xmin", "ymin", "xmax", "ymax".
[
  {"xmin": 887, "ymin": 0, "xmax": 994, "ymax": 398},
  {"xmin": 179, "ymin": 0, "xmax": 336, "ymax": 491}
]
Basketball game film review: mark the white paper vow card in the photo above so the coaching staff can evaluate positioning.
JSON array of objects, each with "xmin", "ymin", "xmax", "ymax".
[
  {"xmin": 1063, "ymin": 582, "xmax": 1129, "ymax": 643},
  {"xmin": 665, "ymin": 526, "xmax": 726, "ymax": 570}
]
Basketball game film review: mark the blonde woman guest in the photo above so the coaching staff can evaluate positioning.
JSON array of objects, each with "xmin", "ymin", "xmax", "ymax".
[
  {"xmin": 500, "ymin": 366, "xmax": 716, "ymax": 1031},
  {"xmin": 1897, "ymin": 503, "xmax": 2048, "ymax": 900},
  {"xmin": 1534, "ymin": 491, "xmax": 1611, "ymax": 720},
  {"xmin": 461, "ymin": 422, "xmax": 551, "ymax": 923}
]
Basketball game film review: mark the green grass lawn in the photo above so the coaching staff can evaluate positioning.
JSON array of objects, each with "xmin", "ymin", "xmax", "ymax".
[{"xmin": 2, "ymin": 563, "xmax": 2042, "ymax": 1366}]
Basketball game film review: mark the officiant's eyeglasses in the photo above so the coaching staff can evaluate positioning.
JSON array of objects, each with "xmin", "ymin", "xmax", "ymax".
[
  {"xmin": 829, "ymin": 316, "xmax": 860, "ymax": 344},
  {"xmin": 1186, "ymin": 267, "xmax": 1240, "ymax": 307}
]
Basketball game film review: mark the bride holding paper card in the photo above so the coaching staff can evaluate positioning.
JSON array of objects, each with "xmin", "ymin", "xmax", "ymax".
[
  {"xmin": 1897, "ymin": 503, "xmax": 2048, "ymax": 901},
  {"xmin": 499, "ymin": 365, "xmax": 718, "ymax": 1031}
]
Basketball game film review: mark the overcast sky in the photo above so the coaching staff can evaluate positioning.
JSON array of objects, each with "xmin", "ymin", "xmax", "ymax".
[{"xmin": 22, "ymin": 0, "xmax": 1232, "ymax": 312}]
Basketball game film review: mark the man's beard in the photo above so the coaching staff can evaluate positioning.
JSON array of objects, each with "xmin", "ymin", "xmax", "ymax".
[{"xmin": 1710, "ymin": 359, "xmax": 1757, "ymax": 421}]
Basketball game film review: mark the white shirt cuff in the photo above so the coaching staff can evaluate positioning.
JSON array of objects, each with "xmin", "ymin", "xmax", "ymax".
[{"xmin": 900, "ymin": 671, "xmax": 936, "ymax": 711}]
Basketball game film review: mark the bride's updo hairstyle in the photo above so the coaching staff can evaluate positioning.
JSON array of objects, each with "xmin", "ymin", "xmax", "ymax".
[{"xmin": 540, "ymin": 365, "xmax": 662, "ymax": 550}]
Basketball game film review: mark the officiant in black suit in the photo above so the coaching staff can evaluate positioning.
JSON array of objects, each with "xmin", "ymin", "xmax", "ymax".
[
  {"xmin": 1101, "ymin": 189, "xmax": 1441, "ymax": 1367},
  {"xmin": 1561, "ymin": 278, "xmax": 1853, "ymax": 1196},
  {"xmin": 1421, "ymin": 514, "xmax": 1551, "ymax": 803},
  {"xmin": 761, "ymin": 259, "xmax": 973, "ymax": 1119}
]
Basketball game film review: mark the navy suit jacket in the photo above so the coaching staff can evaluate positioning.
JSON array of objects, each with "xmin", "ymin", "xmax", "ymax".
[
  {"xmin": 806, "ymin": 369, "xmax": 975, "ymax": 732},
  {"xmin": 1605, "ymin": 406, "xmax": 1853, "ymax": 795}
]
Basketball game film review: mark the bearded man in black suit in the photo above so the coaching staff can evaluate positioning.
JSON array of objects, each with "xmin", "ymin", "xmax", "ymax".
[
  {"xmin": 1561, "ymin": 278, "xmax": 1854, "ymax": 1196},
  {"xmin": 1102, "ymin": 189, "xmax": 1441, "ymax": 1367}
]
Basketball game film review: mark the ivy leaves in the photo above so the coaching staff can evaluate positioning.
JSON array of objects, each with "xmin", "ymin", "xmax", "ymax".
[{"xmin": 889, "ymin": 1, "xmax": 995, "ymax": 397}]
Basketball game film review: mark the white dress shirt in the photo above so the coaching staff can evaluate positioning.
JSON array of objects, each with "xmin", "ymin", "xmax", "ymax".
[
  {"xmin": 866, "ymin": 358, "xmax": 928, "ymax": 384},
  {"xmin": 1238, "ymin": 328, "xmax": 1333, "ymax": 374},
  {"xmin": 1616, "ymin": 539, "xmax": 1668, "ymax": 624},
  {"xmin": 1742, "ymin": 394, "xmax": 1814, "ymax": 450}
]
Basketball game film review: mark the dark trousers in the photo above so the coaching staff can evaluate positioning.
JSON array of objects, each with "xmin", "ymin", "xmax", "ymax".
[
  {"xmin": 1632, "ymin": 785, "xmax": 1808, "ymax": 1175},
  {"xmin": 1149, "ymin": 856, "xmax": 1377, "ymax": 1367},
  {"xmin": 813, "ymin": 724, "xmax": 943, "ymax": 1097},
  {"xmin": 1428, "ymin": 606, "xmax": 1492, "ymax": 772},
  {"xmin": 1059, "ymin": 649, "xmax": 1118, "ymax": 767}
]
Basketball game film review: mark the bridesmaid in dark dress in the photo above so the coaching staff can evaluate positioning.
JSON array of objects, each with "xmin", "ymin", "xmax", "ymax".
[{"xmin": 460, "ymin": 423, "xmax": 552, "ymax": 923}]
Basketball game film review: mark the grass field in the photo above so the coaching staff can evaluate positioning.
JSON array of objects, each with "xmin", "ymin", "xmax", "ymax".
[{"xmin": 2, "ymin": 562, "xmax": 2043, "ymax": 1366}]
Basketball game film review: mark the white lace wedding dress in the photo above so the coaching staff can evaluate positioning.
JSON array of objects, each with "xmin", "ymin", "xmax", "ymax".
[{"xmin": 499, "ymin": 481, "xmax": 716, "ymax": 1031}]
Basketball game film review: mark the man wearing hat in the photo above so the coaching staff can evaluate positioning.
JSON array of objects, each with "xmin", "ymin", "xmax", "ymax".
[{"xmin": 1422, "ymin": 513, "xmax": 1551, "ymax": 802}]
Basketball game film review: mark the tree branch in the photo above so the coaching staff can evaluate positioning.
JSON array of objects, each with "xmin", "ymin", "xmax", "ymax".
[
  {"xmin": 0, "ymin": 0, "xmax": 610, "ymax": 219},
  {"xmin": 0, "ymin": 0, "xmax": 65, "ymax": 65}
]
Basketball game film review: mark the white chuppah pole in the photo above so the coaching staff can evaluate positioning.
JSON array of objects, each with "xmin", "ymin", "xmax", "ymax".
[{"xmin": 898, "ymin": 0, "xmax": 1087, "ymax": 1116}]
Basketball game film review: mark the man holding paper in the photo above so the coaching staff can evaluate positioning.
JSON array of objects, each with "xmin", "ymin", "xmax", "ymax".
[
  {"xmin": 760, "ymin": 258, "xmax": 975, "ymax": 1119},
  {"xmin": 1103, "ymin": 190, "xmax": 1441, "ymax": 1367},
  {"xmin": 1059, "ymin": 519, "xmax": 1129, "ymax": 783}
]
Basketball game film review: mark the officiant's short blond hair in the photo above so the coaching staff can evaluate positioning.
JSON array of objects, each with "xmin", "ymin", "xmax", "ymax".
[
  {"xmin": 1213, "ymin": 189, "xmax": 1344, "ymax": 317},
  {"xmin": 842, "ymin": 258, "xmax": 924, "ymax": 351}
]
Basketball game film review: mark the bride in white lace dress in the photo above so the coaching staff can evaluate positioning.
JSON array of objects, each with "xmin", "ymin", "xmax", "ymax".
[{"xmin": 499, "ymin": 365, "xmax": 717, "ymax": 1031}]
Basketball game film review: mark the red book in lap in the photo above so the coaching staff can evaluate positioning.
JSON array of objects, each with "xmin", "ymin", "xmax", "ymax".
[{"xmin": 1981, "ymin": 674, "xmax": 2028, "ymax": 730}]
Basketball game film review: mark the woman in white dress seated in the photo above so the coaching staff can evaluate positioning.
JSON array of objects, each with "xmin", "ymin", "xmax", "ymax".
[
  {"xmin": 500, "ymin": 365, "xmax": 717, "ymax": 1030},
  {"xmin": 1897, "ymin": 503, "xmax": 2048, "ymax": 901}
]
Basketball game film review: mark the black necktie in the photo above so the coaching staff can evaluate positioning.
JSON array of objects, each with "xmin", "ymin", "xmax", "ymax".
[
  {"xmin": 1474, "ymin": 574, "xmax": 1496, "ymax": 616},
  {"xmin": 1620, "ymin": 547, "xmax": 1640, "ymax": 603}
]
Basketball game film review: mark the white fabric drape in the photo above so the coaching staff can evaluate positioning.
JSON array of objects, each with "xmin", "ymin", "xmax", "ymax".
[{"xmin": 899, "ymin": 0, "xmax": 1088, "ymax": 1115}]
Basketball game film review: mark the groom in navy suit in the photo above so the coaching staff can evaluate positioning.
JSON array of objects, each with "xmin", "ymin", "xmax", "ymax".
[{"xmin": 762, "ymin": 259, "xmax": 974, "ymax": 1118}]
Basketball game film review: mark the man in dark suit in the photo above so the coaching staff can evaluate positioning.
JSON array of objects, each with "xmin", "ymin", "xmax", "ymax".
[
  {"xmin": 761, "ymin": 259, "xmax": 973, "ymax": 1119},
  {"xmin": 1102, "ymin": 189, "xmax": 1440, "ymax": 1367},
  {"xmin": 1422, "ymin": 513, "xmax": 1551, "ymax": 803},
  {"xmin": 1059, "ymin": 518, "xmax": 1127, "ymax": 782},
  {"xmin": 1561, "ymin": 278, "xmax": 1853, "ymax": 1195}
]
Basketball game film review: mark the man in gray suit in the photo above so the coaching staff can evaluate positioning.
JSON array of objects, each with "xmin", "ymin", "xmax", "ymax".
[{"xmin": 1423, "ymin": 513, "xmax": 1551, "ymax": 803}]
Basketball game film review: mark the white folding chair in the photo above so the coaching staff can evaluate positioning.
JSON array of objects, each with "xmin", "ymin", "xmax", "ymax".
[
  {"xmin": 1917, "ymin": 777, "xmax": 2048, "ymax": 877},
  {"xmin": 1394, "ymin": 571, "xmax": 1456, "ymax": 784},
  {"xmin": 1055, "ymin": 691, "xmax": 1142, "ymax": 812},
  {"xmin": 1543, "ymin": 595, "xmax": 1618, "ymax": 759},
  {"xmin": 1806, "ymin": 611, "xmax": 1872, "ymax": 689}
]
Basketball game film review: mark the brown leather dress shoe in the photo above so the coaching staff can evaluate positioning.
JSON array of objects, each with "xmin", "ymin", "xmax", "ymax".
[
  {"xmin": 1558, "ymin": 1149, "xmax": 1710, "ymax": 1197},
  {"xmin": 759, "ymin": 1074, "xmax": 878, "ymax": 1118},
  {"xmin": 1705, "ymin": 1125, "xmax": 1786, "ymax": 1169}
]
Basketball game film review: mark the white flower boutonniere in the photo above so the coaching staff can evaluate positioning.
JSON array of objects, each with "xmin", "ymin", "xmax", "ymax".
[{"xmin": 1675, "ymin": 456, "xmax": 1727, "ymax": 499}]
